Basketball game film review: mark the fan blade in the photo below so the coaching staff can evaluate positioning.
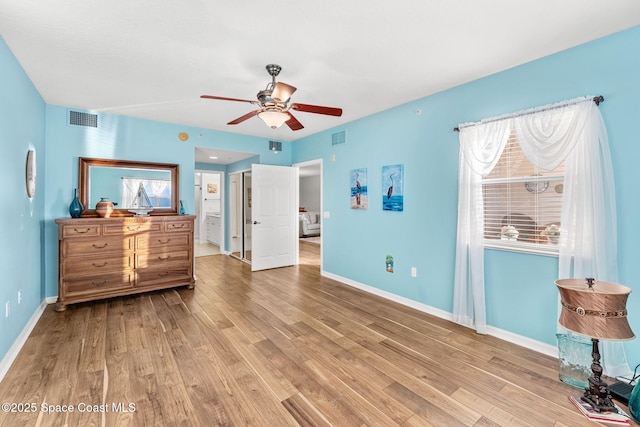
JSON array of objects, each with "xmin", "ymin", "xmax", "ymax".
[
  {"xmin": 271, "ymin": 82, "xmax": 297, "ymax": 102},
  {"xmin": 228, "ymin": 110, "xmax": 259, "ymax": 125},
  {"xmin": 201, "ymin": 95, "xmax": 258, "ymax": 105},
  {"xmin": 290, "ymin": 103, "xmax": 342, "ymax": 117},
  {"xmin": 285, "ymin": 112, "xmax": 304, "ymax": 131}
]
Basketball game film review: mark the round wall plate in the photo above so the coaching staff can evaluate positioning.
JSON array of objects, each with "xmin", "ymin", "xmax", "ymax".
[{"xmin": 525, "ymin": 177, "xmax": 549, "ymax": 193}]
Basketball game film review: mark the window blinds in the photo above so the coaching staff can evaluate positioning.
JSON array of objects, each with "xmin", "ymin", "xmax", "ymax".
[{"xmin": 483, "ymin": 131, "xmax": 564, "ymax": 248}]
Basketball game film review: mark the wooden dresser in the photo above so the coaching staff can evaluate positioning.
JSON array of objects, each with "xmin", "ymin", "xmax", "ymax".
[{"xmin": 55, "ymin": 215, "xmax": 196, "ymax": 311}]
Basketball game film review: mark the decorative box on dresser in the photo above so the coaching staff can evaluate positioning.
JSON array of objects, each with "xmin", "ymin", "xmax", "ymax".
[{"xmin": 55, "ymin": 215, "xmax": 196, "ymax": 311}]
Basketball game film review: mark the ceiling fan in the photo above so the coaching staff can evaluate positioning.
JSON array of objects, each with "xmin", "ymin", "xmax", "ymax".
[{"xmin": 201, "ymin": 64, "xmax": 342, "ymax": 131}]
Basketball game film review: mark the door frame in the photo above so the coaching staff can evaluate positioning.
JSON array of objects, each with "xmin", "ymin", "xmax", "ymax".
[
  {"xmin": 196, "ymin": 170, "xmax": 225, "ymax": 249},
  {"xmin": 229, "ymin": 169, "xmax": 250, "ymax": 262},
  {"xmin": 293, "ymin": 158, "xmax": 323, "ymax": 269}
]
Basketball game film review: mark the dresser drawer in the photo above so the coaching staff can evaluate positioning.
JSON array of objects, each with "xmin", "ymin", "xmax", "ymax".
[
  {"xmin": 136, "ymin": 249, "xmax": 191, "ymax": 268},
  {"xmin": 63, "ymin": 272, "xmax": 134, "ymax": 296},
  {"xmin": 136, "ymin": 233, "xmax": 191, "ymax": 250},
  {"xmin": 64, "ymin": 255, "xmax": 133, "ymax": 276},
  {"xmin": 165, "ymin": 220, "xmax": 193, "ymax": 233},
  {"xmin": 64, "ymin": 236, "xmax": 133, "ymax": 256},
  {"xmin": 103, "ymin": 222, "xmax": 163, "ymax": 235},
  {"xmin": 62, "ymin": 224, "xmax": 101, "ymax": 238},
  {"xmin": 136, "ymin": 267, "xmax": 193, "ymax": 288}
]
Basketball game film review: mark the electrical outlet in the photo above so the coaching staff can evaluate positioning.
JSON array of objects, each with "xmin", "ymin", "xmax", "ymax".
[
  {"xmin": 411, "ymin": 267, "xmax": 417, "ymax": 278},
  {"xmin": 5, "ymin": 301, "xmax": 10, "ymax": 318},
  {"xmin": 18, "ymin": 290, "xmax": 22, "ymax": 304}
]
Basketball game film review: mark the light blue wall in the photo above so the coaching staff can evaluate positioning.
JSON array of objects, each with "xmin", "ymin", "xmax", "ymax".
[
  {"xmin": 0, "ymin": 37, "xmax": 46, "ymax": 361},
  {"xmin": 292, "ymin": 26, "xmax": 640, "ymax": 362}
]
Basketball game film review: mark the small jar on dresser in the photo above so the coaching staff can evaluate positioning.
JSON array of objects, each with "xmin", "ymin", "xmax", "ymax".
[{"xmin": 54, "ymin": 215, "xmax": 196, "ymax": 311}]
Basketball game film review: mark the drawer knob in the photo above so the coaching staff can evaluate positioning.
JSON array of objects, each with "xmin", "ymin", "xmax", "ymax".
[
  {"xmin": 74, "ymin": 228, "xmax": 91, "ymax": 234},
  {"xmin": 91, "ymin": 280, "xmax": 108, "ymax": 287},
  {"xmin": 127, "ymin": 226, "xmax": 141, "ymax": 231},
  {"xmin": 92, "ymin": 243, "xmax": 108, "ymax": 249},
  {"xmin": 92, "ymin": 261, "xmax": 108, "ymax": 268},
  {"xmin": 158, "ymin": 255, "xmax": 171, "ymax": 260},
  {"xmin": 158, "ymin": 239, "xmax": 171, "ymax": 244},
  {"xmin": 171, "ymin": 224, "xmax": 185, "ymax": 228}
]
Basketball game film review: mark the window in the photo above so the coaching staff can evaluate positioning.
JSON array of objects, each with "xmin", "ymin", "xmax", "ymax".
[{"xmin": 483, "ymin": 131, "xmax": 564, "ymax": 253}]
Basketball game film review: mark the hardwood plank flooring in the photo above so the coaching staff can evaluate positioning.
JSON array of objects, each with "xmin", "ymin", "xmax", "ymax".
[{"xmin": 0, "ymin": 242, "xmax": 623, "ymax": 426}]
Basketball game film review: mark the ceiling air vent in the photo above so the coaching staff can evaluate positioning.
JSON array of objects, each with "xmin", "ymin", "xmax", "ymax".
[
  {"xmin": 331, "ymin": 130, "xmax": 346, "ymax": 146},
  {"xmin": 69, "ymin": 110, "xmax": 98, "ymax": 127}
]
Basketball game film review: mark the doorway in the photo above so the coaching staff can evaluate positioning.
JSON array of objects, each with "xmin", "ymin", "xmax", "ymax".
[
  {"xmin": 194, "ymin": 171, "xmax": 223, "ymax": 257},
  {"xmin": 229, "ymin": 170, "xmax": 252, "ymax": 262},
  {"xmin": 295, "ymin": 159, "xmax": 322, "ymax": 267}
]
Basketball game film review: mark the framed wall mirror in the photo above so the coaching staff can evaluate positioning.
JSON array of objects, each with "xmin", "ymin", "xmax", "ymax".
[{"xmin": 79, "ymin": 157, "xmax": 179, "ymax": 217}]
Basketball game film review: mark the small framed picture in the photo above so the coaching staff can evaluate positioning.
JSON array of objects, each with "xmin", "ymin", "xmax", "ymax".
[
  {"xmin": 350, "ymin": 168, "xmax": 368, "ymax": 209},
  {"xmin": 382, "ymin": 164, "xmax": 403, "ymax": 211}
]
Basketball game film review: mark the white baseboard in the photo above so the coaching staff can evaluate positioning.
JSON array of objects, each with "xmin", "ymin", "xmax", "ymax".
[
  {"xmin": 0, "ymin": 297, "xmax": 54, "ymax": 383},
  {"xmin": 321, "ymin": 270, "xmax": 558, "ymax": 359}
]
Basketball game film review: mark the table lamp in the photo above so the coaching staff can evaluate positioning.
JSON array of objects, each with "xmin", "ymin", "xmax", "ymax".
[{"xmin": 555, "ymin": 278, "xmax": 635, "ymax": 413}]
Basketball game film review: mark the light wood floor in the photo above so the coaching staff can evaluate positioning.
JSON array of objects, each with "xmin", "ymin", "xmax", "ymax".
[{"xmin": 0, "ymin": 241, "xmax": 624, "ymax": 426}]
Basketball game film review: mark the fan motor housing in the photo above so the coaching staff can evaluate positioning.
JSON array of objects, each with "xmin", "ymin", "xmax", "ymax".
[{"xmin": 257, "ymin": 90, "xmax": 286, "ymax": 109}]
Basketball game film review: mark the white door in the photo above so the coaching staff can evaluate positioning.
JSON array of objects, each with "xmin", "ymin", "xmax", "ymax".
[{"xmin": 251, "ymin": 164, "xmax": 297, "ymax": 271}]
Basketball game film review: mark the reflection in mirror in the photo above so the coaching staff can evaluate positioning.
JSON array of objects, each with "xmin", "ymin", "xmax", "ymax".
[
  {"xmin": 89, "ymin": 166, "xmax": 172, "ymax": 210},
  {"xmin": 79, "ymin": 158, "xmax": 179, "ymax": 217}
]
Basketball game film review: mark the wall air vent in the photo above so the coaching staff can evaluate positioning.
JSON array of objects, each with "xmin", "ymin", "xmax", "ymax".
[
  {"xmin": 69, "ymin": 111, "xmax": 98, "ymax": 127},
  {"xmin": 269, "ymin": 140, "xmax": 282, "ymax": 153},
  {"xmin": 331, "ymin": 130, "xmax": 346, "ymax": 146}
]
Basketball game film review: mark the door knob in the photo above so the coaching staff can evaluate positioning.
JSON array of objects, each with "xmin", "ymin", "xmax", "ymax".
[{"xmin": 253, "ymin": 221, "xmax": 261, "ymax": 225}]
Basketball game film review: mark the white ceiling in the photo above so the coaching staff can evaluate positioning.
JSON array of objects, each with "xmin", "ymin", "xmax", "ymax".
[
  {"xmin": 2, "ymin": 1, "xmax": 640, "ymax": 143},
  {"xmin": 194, "ymin": 147, "xmax": 255, "ymax": 165}
]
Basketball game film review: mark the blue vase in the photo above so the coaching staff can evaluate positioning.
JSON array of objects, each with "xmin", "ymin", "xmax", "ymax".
[
  {"xmin": 69, "ymin": 189, "xmax": 83, "ymax": 218},
  {"xmin": 629, "ymin": 382, "xmax": 640, "ymax": 423},
  {"xmin": 179, "ymin": 200, "xmax": 186, "ymax": 215}
]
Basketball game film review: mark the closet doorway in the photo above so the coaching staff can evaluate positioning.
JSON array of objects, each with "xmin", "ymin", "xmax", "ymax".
[{"xmin": 229, "ymin": 170, "xmax": 252, "ymax": 262}]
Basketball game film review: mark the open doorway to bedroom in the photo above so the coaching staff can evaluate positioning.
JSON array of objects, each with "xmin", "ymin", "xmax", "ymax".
[
  {"xmin": 194, "ymin": 146, "xmax": 257, "ymax": 258},
  {"xmin": 296, "ymin": 159, "xmax": 322, "ymax": 267}
]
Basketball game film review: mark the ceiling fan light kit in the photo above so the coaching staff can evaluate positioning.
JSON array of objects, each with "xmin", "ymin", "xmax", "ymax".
[
  {"xmin": 201, "ymin": 64, "xmax": 342, "ymax": 131},
  {"xmin": 271, "ymin": 82, "xmax": 296, "ymax": 103},
  {"xmin": 258, "ymin": 110, "xmax": 289, "ymax": 129}
]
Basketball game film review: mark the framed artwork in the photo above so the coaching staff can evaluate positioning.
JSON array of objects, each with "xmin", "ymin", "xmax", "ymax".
[
  {"xmin": 382, "ymin": 164, "xmax": 403, "ymax": 211},
  {"xmin": 207, "ymin": 183, "xmax": 218, "ymax": 194},
  {"xmin": 350, "ymin": 168, "xmax": 368, "ymax": 209},
  {"xmin": 26, "ymin": 149, "xmax": 36, "ymax": 198}
]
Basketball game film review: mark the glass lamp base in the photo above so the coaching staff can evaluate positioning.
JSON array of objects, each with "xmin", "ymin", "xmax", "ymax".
[{"xmin": 629, "ymin": 382, "xmax": 640, "ymax": 422}]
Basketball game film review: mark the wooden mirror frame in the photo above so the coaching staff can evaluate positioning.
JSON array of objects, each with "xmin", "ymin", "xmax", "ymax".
[{"xmin": 79, "ymin": 157, "xmax": 179, "ymax": 217}]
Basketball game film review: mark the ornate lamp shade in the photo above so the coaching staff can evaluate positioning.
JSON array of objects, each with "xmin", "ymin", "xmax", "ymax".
[{"xmin": 556, "ymin": 278, "xmax": 634, "ymax": 341}]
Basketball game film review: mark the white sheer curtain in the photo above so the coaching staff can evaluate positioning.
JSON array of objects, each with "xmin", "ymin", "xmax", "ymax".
[
  {"xmin": 454, "ymin": 120, "xmax": 511, "ymax": 334},
  {"xmin": 149, "ymin": 180, "xmax": 169, "ymax": 207},
  {"xmin": 516, "ymin": 99, "xmax": 629, "ymax": 377},
  {"xmin": 121, "ymin": 178, "xmax": 143, "ymax": 208},
  {"xmin": 454, "ymin": 97, "xmax": 630, "ymax": 376}
]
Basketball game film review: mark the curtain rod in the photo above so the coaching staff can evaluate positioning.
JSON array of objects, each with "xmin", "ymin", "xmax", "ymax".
[{"xmin": 453, "ymin": 95, "xmax": 604, "ymax": 132}]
